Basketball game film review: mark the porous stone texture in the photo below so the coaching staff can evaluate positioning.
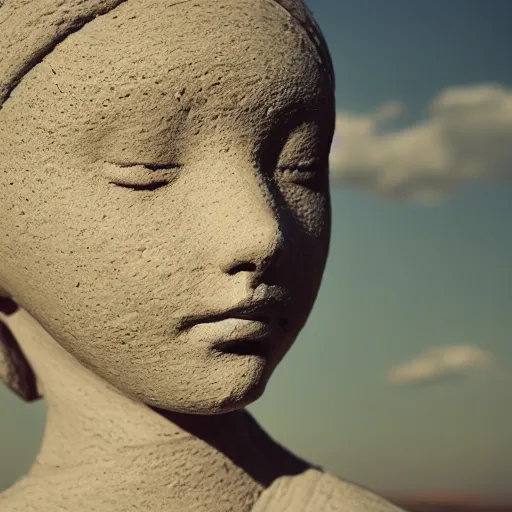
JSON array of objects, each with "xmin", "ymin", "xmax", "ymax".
[{"xmin": 0, "ymin": 0, "xmax": 404, "ymax": 510}]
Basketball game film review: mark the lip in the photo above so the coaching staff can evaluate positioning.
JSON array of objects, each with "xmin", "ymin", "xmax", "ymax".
[
  {"xmin": 180, "ymin": 291, "xmax": 290, "ymax": 329},
  {"xmin": 180, "ymin": 290, "xmax": 291, "ymax": 355},
  {"xmin": 211, "ymin": 318, "xmax": 273, "ymax": 356}
]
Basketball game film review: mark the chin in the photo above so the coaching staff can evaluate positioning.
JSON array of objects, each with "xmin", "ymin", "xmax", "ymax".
[
  {"xmin": 138, "ymin": 363, "xmax": 271, "ymax": 415},
  {"xmin": 211, "ymin": 379, "xmax": 268, "ymax": 414}
]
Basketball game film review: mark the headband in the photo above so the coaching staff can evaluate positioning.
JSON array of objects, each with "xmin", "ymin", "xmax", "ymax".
[{"xmin": 0, "ymin": 0, "xmax": 334, "ymax": 109}]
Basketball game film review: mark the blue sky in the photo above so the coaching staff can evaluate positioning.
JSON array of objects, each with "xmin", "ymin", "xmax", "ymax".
[{"xmin": 1, "ymin": 0, "xmax": 511, "ymax": 501}]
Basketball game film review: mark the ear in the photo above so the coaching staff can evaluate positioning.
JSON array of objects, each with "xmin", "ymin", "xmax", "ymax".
[{"xmin": 0, "ymin": 294, "xmax": 41, "ymax": 402}]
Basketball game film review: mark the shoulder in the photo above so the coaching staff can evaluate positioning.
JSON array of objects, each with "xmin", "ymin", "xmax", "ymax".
[{"xmin": 252, "ymin": 469, "xmax": 407, "ymax": 512}]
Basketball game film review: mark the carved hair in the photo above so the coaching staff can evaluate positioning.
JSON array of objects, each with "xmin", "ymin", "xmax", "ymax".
[{"xmin": 0, "ymin": 0, "xmax": 335, "ymax": 401}]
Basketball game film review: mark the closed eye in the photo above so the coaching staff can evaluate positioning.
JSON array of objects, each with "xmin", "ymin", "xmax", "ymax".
[
  {"xmin": 277, "ymin": 163, "xmax": 317, "ymax": 175},
  {"xmin": 111, "ymin": 180, "xmax": 170, "ymax": 191},
  {"xmin": 104, "ymin": 162, "xmax": 180, "ymax": 191},
  {"xmin": 275, "ymin": 161, "xmax": 326, "ymax": 189}
]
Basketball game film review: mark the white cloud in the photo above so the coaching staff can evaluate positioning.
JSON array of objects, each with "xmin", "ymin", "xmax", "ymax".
[
  {"xmin": 388, "ymin": 345, "xmax": 493, "ymax": 386},
  {"xmin": 329, "ymin": 83, "xmax": 512, "ymax": 201}
]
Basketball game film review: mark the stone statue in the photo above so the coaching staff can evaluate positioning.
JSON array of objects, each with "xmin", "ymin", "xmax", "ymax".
[{"xmin": 0, "ymin": 1, "xmax": 405, "ymax": 510}]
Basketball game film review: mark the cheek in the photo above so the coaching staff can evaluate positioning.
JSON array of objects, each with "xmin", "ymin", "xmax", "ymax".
[
  {"xmin": 6, "ymin": 170, "xmax": 186, "ymax": 317},
  {"xmin": 276, "ymin": 183, "xmax": 331, "ymax": 300},
  {"xmin": 279, "ymin": 181, "xmax": 331, "ymax": 241}
]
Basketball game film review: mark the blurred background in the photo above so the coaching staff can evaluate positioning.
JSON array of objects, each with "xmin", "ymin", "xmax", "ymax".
[{"xmin": 1, "ymin": 0, "xmax": 511, "ymax": 511}]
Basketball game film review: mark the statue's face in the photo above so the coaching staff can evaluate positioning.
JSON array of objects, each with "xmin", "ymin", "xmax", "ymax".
[{"xmin": 0, "ymin": 0, "xmax": 334, "ymax": 413}]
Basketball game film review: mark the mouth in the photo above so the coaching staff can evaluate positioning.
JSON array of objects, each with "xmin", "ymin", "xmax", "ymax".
[
  {"xmin": 180, "ymin": 293, "xmax": 291, "ymax": 357},
  {"xmin": 214, "ymin": 336, "xmax": 270, "ymax": 356},
  {"xmin": 210, "ymin": 315, "xmax": 274, "ymax": 356},
  {"xmin": 180, "ymin": 291, "xmax": 290, "ymax": 329}
]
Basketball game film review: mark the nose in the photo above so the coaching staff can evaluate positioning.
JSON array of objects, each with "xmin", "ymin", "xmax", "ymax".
[
  {"xmin": 217, "ymin": 179, "xmax": 286, "ymax": 288},
  {"xmin": 223, "ymin": 221, "xmax": 285, "ymax": 287}
]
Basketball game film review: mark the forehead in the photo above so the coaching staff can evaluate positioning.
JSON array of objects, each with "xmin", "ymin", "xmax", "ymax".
[
  {"xmin": 45, "ymin": 0, "xmax": 331, "ymax": 132},
  {"xmin": 78, "ymin": 0, "xmax": 322, "ymax": 81}
]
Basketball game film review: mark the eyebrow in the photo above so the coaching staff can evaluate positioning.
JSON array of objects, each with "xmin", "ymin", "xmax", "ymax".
[{"xmin": 266, "ymin": 95, "xmax": 334, "ymax": 130}]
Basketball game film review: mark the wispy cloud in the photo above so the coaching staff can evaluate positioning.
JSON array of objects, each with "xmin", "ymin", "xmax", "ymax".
[
  {"xmin": 329, "ymin": 83, "xmax": 512, "ymax": 201},
  {"xmin": 388, "ymin": 345, "xmax": 493, "ymax": 386}
]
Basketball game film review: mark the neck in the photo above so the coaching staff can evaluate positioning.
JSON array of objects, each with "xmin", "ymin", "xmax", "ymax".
[{"xmin": 2, "ymin": 308, "xmax": 309, "ymax": 511}]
